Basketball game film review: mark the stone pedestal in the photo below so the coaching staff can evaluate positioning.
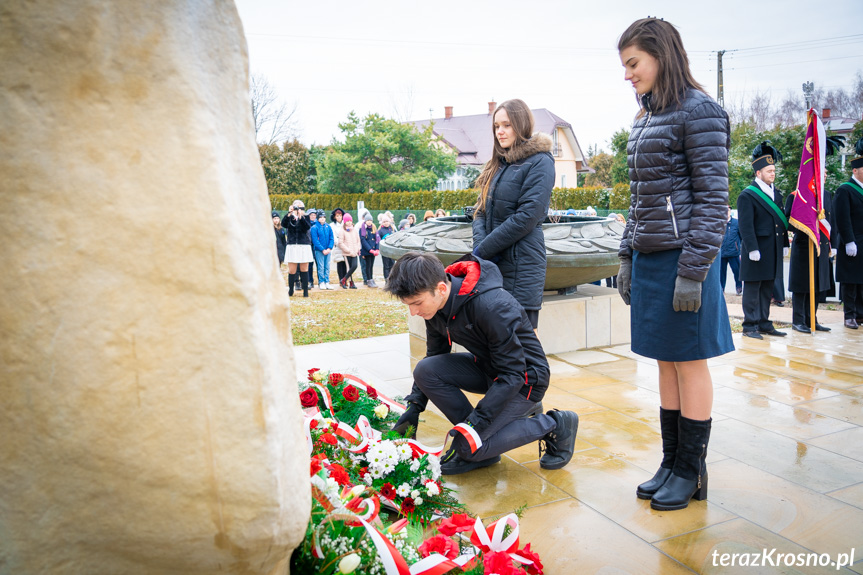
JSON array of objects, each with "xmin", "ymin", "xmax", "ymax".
[
  {"xmin": 408, "ymin": 285, "xmax": 630, "ymax": 355},
  {"xmin": 0, "ymin": 1, "xmax": 309, "ymax": 573}
]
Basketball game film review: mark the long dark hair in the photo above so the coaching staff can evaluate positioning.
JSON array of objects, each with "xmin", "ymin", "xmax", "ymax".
[
  {"xmin": 474, "ymin": 99, "xmax": 535, "ymax": 213},
  {"xmin": 618, "ymin": 18, "xmax": 705, "ymax": 117}
]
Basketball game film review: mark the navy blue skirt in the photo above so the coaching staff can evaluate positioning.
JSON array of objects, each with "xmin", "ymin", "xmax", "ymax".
[{"xmin": 630, "ymin": 249, "xmax": 734, "ymax": 362}]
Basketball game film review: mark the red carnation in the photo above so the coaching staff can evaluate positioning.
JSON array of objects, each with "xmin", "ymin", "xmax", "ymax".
[
  {"xmin": 365, "ymin": 386, "xmax": 378, "ymax": 399},
  {"xmin": 437, "ymin": 513, "xmax": 475, "ymax": 536},
  {"xmin": 359, "ymin": 466, "xmax": 369, "ymax": 478},
  {"xmin": 309, "ymin": 457, "xmax": 322, "ymax": 476},
  {"xmin": 400, "ymin": 497, "xmax": 415, "ymax": 514},
  {"xmin": 380, "ymin": 483, "xmax": 397, "ymax": 500},
  {"xmin": 309, "ymin": 419, "xmax": 318, "ymax": 430},
  {"xmin": 300, "ymin": 388, "xmax": 319, "ymax": 408},
  {"xmin": 328, "ymin": 372, "xmax": 344, "ymax": 385},
  {"xmin": 342, "ymin": 385, "xmax": 360, "ymax": 402},
  {"xmin": 307, "ymin": 368, "xmax": 321, "ymax": 380},
  {"xmin": 518, "ymin": 543, "xmax": 544, "ymax": 575},
  {"xmin": 320, "ymin": 432, "xmax": 337, "ymax": 445},
  {"xmin": 418, "ymin": 535, "xmax": 459, "ymax": 559},
  {"xmin": 326, "ymin": 463, "xmax": 351, "ymax": 486},
  {"xmin": 483, "ymin": 551, "xmax": 518, "ymax": 575}
]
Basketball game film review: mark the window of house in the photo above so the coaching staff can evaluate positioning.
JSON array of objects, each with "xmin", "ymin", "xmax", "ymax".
[
  {"xmin": 552, "ymin": 130, "xmax": 559, "ymax": 156},
  {"xmin": 561, "ymin": 174, "xmax": 567, "ymax": 188}
]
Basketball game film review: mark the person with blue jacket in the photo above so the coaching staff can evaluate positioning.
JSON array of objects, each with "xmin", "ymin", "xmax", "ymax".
[
  {"xmin": 310, "ymin": 211, "xmax": 335, "ymax": 290},
  {"xmin": 471, "ymin": 99, "xmax": 555, "ymax": 330},
  {"xmin": 720, "ymin": 206, "xmax": 742, "ymax": 294}
]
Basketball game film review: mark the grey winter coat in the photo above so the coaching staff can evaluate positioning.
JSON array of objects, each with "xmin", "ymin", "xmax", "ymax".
[
  {"xmin": 472, "ymin": 134, "xmax": 555, "ymax": 310},
  {"xmin": 618, "ymin": 89, "xmax": 730, "ymax": 283}
]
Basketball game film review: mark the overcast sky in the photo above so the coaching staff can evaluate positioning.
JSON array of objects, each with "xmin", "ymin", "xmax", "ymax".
[{"xmin": 234, "ymin": 0, "xmax": 863, "ymax": 154}]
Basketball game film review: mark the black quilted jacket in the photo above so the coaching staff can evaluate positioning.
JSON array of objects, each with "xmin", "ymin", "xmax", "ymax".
[
  {"xmin": 618, "ymin": 89, "xmax": 730, "ymax": 282},
  {"xmin": 472, "ymin": 134, "xmax": 555, "ymax": 310}
]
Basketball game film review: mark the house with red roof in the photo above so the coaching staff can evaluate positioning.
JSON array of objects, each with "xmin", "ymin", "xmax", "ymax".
[{"xmin": 408, "ymin": 102, "xmax": 591, "ymax": 191}]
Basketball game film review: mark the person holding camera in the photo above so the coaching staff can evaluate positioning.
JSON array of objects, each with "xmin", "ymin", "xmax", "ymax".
[{"xmin": 281, "ymin": 200, "xmax": 313, "ymax": 297}]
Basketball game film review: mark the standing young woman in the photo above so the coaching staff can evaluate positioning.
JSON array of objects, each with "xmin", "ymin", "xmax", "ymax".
[
  {"xmin": 337, "ymin": 213, "xmax": 361, "ymax": 289},
  {"xmin": 471, "ymin": 99, "xmax": 555, "ymax": 329},
  {"xmin": 617, "ymin": 17, "xmax": 733, "ymax": 511},
  {"xmin": 282, "ymin": 200, "xmax": 313, "ymax": 297}
]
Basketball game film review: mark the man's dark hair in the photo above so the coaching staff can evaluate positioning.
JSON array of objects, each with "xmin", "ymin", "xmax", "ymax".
[{"xmin": 384, "ymin": 252, "xmax": 447, "ymax": 299}]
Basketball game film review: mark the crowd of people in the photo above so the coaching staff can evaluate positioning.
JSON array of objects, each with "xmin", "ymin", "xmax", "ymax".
[
  {"xmin": 271, "ymin": 16, "xmax": 863, "ymax": 511},
  {"xmin": 273, "ymin": 207, "xmax": 450, "ymax": 294}
]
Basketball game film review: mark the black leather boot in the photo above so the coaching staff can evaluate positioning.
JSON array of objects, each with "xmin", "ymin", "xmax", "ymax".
[
  {"xmin": 288, "ymin": 273, "xmax": 297, "ymax": 296},
  {"xmin": 636, "ymin": 408, "xmax": 679, "ymax": 499},
  {"xmin": 300, "ymin": 271, "xmax": 309, "ymax": 298},
  {"xmin": 650, "ymin": 416, "xmax": 711, "ymax": 511}
]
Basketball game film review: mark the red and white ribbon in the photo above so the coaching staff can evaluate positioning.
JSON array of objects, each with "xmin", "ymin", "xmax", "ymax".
[
  {"xmin": 359, "ymin": 518, "xmax": 411, "ymax": 575},
  {"xmin": 452, "ymin": 423, "xmax": 483, "ymax": 454},
  {"xmin": 408, "ymin": 551, "xmax": 476, "ymax": 575},
  {"xmin": 470, "ymin": 514, "xmax": 533, "ymax": 566}
]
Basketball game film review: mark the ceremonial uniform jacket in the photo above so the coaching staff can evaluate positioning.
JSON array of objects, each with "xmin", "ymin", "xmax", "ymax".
[
  {"xmin": 834, "ymin": 178, "xmax": 863, "ymax": 284},
  {"xmin": 784, "ymin": 193, "xmax": 831, "ymax": 293},
  {"xmin": 738, "ymin": 180, "xmax": 789, "ymax": 282}
]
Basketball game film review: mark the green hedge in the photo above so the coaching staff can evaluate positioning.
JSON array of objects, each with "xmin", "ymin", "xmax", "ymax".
[{"xmin": 270, "ymin": 185, "xmax": 633, "ymax": 214}]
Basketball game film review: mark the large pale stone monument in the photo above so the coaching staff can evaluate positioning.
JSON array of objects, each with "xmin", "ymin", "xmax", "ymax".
[{"xmin": 0, "ymin": 1, "xmax": 309, "ymax": 573}]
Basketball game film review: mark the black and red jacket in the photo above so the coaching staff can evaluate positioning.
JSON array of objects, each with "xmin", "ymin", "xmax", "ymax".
[{"xmin": 405, "ymin": 254, "xmax": 550, "ymax": 433}]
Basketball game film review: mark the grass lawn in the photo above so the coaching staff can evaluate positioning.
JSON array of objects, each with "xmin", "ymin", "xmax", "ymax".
[{"xmin": 283, "ymin": 269, "xmax": 409, "ymax": 345}]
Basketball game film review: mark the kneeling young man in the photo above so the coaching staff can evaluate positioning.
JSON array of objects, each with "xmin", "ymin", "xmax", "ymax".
[{"xmin": 385, "ymin": 252, "xmax": 578, "ymax": 475}]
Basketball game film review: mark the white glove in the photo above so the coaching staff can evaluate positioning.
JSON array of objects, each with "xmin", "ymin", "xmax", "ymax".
[
  {"xmin": 831, "ymin": 249, "xmax": 837, "ymax": 257},
  {"xmin": 749, "ymin": 250, "xmax": 761, "ymax": 262},
  {"xmin": 848, "ymin": 242, "xmax": 858, "ymax": 257},
  {"xmin": 783, "ymin": 247, "xmax": 789, "ymax": 257}
]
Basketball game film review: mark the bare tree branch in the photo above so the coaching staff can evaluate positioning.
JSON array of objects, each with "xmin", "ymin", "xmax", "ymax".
[
  {"xmin": 250, "ymin": 73, "xmax": 299, "ymax": 145},
  {"xmin": 388, "ymin": 83, "xmax": 416, "ymax": 122}
]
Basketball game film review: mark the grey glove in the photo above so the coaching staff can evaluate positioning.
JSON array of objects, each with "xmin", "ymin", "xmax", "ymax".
[
  {"xmin": 672, "ymin": 275, "xmax": 702, "ymax": 313},
  {"xmin": 392, "ymin": 403, "xmax": 421, "ymax": 438},
  {"xmin": 617, "ymin": 258, "xmax": 632, "ymax": 305},
  {"xmin": 847, "ymin": 242, "xmax": 858, "ymax": 257}
]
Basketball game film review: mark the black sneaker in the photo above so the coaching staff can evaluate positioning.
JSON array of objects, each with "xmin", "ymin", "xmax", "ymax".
[
  {"xmin": 440, "ymin": 454, "xmax": 501, "ymax": 476},
  {"xmin": 539, "ymin": 410, "xmax": 579, "ymax": 470}
]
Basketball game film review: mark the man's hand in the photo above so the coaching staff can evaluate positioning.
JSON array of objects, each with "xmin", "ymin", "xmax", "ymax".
[
  {"xmin": 392, "ymin": 403, "xmax": 421, "ymax": 438},
  {"xmin": 749, "ymin": 250, "xmax": 761, "ymax": 262},
  {"xmin": 847, "ymin": 242, "xmax": 858, "ymax": 257},
  {"xmin": 672, "ymin": 276, "xmax": 702, "ymax": 313},
  {"xmin": 617, "ymin": 258, "xmax": 632, "ymax": 305}
]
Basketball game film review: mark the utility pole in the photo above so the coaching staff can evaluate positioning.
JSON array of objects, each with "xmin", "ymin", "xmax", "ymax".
[{"xmin": 716, "ymin": 50, "xmax": 726, "ymax": 109}]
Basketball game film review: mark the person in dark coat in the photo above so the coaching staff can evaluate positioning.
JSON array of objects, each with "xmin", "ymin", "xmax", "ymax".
[
  {"xmin": 738, "ymin": 142, "xmax": 790, "ymax": 338},
  {"xmin": 377, "ymin": 215, "xmax": 396, "ymax": 281},
  {"xmin": 272, "ymin": 211, "xmax": 286, "ymax": 265},
  {"xmin": 384, "ymin": 252, "xmax": 578, "ymax": 475},
  {"xmin": 282, "ymin": 200, "xmax": 312, "ymax": 297},
  {"xmin": 785, "ymin": 179, "xmax": 834, "ymax": 333},
  {"xmin": 719, "ymin": 206, "xmax": 742, "ymax": 294},
  {"xmin": 359, "ymin": 214, "xmax": 380, "ymax": 288},
  {"xmin": 617, "ymin": 18, "xmax": 733, "ymax": 512},
  {"xmin": 834, "ymin": 139, "xmax": 863, "ymax": 329},
  {"xmin": 471, "ymin": 99, "xmax": 555, "ymax": 330}
]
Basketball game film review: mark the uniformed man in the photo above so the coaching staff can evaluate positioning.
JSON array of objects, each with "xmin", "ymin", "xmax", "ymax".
[
  {"xmin": 785, "ymin": 190, "xmax": 833, "ymax": 333},
  {"xmin": 738, "ymin": 142, "xmax": 790, "ymax": 339},
  {"xmin": 834, "ymin": 138, "xmax": 863, "ymax": 329}
]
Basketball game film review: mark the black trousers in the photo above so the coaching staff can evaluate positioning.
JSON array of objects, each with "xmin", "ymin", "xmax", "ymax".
[
  {"xmin": 382, "ymin": 256, "xmax": 394, "ymax": 280},
  {"xmin": 791, "ymin": 292, "xmax": 822, "ymax": 326},
  {"xmin": 742, "ymin": 280, "xmax": 775, "ymax": 332},
  {"xmin": 361, "ymin": 254, "xmax": 375, "ymax": 282},
  {"xmin": 841, "ymin": 283, "xmax": 863, "ymax": 319},
  {"xmin": 344, "ymin": 256, "xmax": 358, "ymax": 282},
  {"xmin": 336, "ymin": 260, "xmax": 347, "ymax": 281},
  {"xmin": 413, "ymin": 354, "xmax": 554, "ymax": 461}
]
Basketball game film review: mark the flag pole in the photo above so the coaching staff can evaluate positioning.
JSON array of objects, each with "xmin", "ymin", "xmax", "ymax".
[{"xmin": 809, "ymin": 239, "xmax": 816, "ymax": 333}]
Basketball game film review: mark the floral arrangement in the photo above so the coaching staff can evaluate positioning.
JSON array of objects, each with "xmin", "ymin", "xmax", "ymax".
[{"xmin": 294, "ymin": 368, "xmax": 545, "ymax": 575}]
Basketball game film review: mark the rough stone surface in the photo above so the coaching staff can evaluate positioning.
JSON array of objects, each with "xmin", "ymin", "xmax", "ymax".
[{"xmin": 0, "ymin": 1, "xmax": 309, "ymax": 573}]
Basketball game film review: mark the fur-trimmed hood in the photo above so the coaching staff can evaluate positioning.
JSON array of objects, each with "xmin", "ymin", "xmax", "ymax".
[{"xmin": 502, "ymin": 132, "xmax": 553, "ymax": 164}]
